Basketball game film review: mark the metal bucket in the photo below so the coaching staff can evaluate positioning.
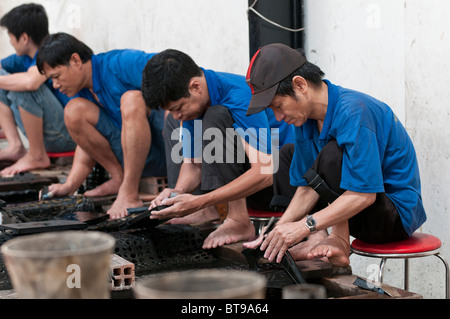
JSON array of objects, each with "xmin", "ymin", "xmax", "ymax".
[
  {"xmin": 134, "ymin": 270, "xmax": 267, "ymax": 299},
  {"xmin": 1, "ymin": 231, "xmax": 115, "ymax": 299}
]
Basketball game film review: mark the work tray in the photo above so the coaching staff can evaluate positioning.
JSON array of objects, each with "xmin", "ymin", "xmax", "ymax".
[{"xmin": 0, "ymin": 196, "xmax": 215, "ymax": 291}]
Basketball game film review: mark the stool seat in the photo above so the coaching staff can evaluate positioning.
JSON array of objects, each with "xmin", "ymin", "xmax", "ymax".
[
  {"xmin": 351, "ymin": 233, "xmax": 442, "ymax": 255},
  {"xmin": 351, "ymin": 232, "xmax": 449, "ymax": 298},
  {"xmin": 247, "ymin": 208, "xmax": 283, "ymax": 218},
  {"xmin": 47, "ymin": 151, "xmax": 75, "ymax": 158},
  {"xmin": 247, "ymin": 208, "xmax": 283, "ymax": 236}
]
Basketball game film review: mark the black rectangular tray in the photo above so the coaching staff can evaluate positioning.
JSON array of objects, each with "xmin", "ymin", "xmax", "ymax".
[{"xmin": 0, "ymin": 220, "xmax": 87, "ymax": 236}]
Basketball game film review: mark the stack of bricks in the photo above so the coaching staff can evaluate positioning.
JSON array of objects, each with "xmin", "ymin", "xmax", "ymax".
[
  {"xmin": 139, "ymin": 177, "xmax": 168, "ymax": 195},
  {"xmin": 110, "ymin": 254, "xmax": 135, "ymax": 291}
]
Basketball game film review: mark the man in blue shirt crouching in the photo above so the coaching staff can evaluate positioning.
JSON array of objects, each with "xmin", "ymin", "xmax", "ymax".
[
  {"xmin": 142, "ymin": 49, "xmax": 295, "ymax": 249},
  {"xmin": 36, "ymin": 33, "xmax": 166, "ymax": 219},
  {"xmin": 244, "ymin": 44, "xmax": 427, "ymax": 267}
]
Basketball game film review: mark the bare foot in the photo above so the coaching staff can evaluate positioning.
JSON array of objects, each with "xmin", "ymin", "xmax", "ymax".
[
  {"xmin": 288, "ymin": 230, "xmax": 328, "ymax": 261},
  {"xmin": 307, "ymin": 233, "xmax": 350, "ymax": 267},
  {"xmin": 167, "ymin": 206, "xmax": 220, "ymax": 225},
  {"xmin": 84, "ymin": 179, "xmax": 121, "ymax": 198},
  {"xmin": 107, "ymin": 194, "xmax": 143, "ymax": 219},
  {"xmin": 202, "ymin": 217, "xmax": 255, "ymax": 249},
  {"xmin": 1, "ymin": 152, "xmax": 50, "ymax": 176},
  {"xmin": 0, "ymin": 145, "xmax": 27, "ymax": 163}
]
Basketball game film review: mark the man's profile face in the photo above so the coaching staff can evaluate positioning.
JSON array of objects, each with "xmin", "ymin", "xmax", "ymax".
[
  {"xmin": 165, "ymin": 94, "xmax": 206, "ymax": 122},
  {"xmin": 269, "ymin": 93, "xmax": 309, "ymax": 127},
  {"xmin": 8, "ymin": 32, "xmax": 26, "ymax": 56},
  {"xmin": 42, "ymin": 61, "xmax": 83, "ymax": 97},
  {"xmin": 165, "ymin": 77, "xmax": 208, "ymax": 121}
]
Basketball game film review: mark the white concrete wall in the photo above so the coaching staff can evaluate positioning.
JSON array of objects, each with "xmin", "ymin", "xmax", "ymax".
[
  {"xmin": 1, "ymin": 0, "xmax": 449, "ymax": 299},
  {"xmin": 0, "ymin": 0, "xmax": 250, "ymax": 74}
]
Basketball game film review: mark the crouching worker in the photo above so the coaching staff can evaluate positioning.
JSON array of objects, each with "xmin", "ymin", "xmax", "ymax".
[
  {"xmin": 141, "ymin": 49, "xmax": 295, "ymax": 249},
  {"xmin": 243, "ymin": 44, "xmax": 427, "ymax": 267},
  {"xmin": 36, "ymin": 33, "xmax": 166, "ymax": 219}
]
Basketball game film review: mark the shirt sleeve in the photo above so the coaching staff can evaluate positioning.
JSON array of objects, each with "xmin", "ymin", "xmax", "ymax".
[
  {"xmin": 1, "ymin": 54, "xmax": 28, "ymax": 73},
  {"xmin": 111, "ymin": 50, "xmax": 152, "ymax": 89},
  {"xmin": 338, "ymin": 125, "xmax": 385, "ymax": 193},
  {"xmin": 289, "ymin": 128, "xmax": 317, "ymax": 187}
]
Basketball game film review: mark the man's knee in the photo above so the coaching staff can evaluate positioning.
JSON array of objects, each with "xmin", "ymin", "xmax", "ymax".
[
  {"xmin": 203, "ymin": 105, "xmax": 232, "ymax": 130},
  {"xmin": 120, "ymin": 90, "xmax": 146, "ymax": 119},
  {"xmin": 64, "ymin": 97, "xmax": 97, "ymax": 131}
]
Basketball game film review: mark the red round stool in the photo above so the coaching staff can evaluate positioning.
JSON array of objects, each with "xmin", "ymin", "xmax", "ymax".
[
  {"xmin": 351, "ymin": 233, "xmax": 449, "ymax": 298},
  {"xmin": 247, "ymin": 208, "xmax": 283, "ymax": 235},
  {"xmin": 47, "ymin": 151, "xmax": 75, "ymax": 159}
]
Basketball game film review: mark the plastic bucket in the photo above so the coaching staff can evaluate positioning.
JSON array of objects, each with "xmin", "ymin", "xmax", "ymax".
[
  {"xmin": 1, "ymin": 231, "xmax": 115, "ymax": 299},
  {"xmin": 134, "ymin": 269, "xmax": 267, "ymax": 299}
]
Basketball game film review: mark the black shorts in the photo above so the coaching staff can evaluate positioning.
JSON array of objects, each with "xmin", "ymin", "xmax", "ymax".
[
  {"xmin": 274, "ymin": 141, "xmax": 409, "ymax": 244},
  {"xmin": 164, "ymin": 107, "xmax": 275, "ymax": 211}
]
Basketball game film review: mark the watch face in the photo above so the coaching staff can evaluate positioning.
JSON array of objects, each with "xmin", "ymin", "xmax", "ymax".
[{"xmin": 307, "ymin": 217, "xmax": 316, "ymax": 227}]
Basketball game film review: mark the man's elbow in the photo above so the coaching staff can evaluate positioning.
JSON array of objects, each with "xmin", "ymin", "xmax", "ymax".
[
  {"xmin": 364, "ymin": 193, "xmax": 377, "ymax": 207},
  {"xmin": 259, "ymin": 171, "xmax": 273, "ymax": 189},
  {"xmin": 24, "ymin": 80, "xmax": 42, "ymax": 91}
]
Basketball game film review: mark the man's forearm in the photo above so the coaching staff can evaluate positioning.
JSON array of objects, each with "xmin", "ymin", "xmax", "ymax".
[
  {"xmin": 278, "ymin": 186, "xmax": 320, "ymax": 224},
  {"xmin": 0, "ymin": 67, "xmax": 46, "ymax": 91}
]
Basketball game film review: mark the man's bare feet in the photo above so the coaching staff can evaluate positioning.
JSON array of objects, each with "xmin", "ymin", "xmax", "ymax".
[
  {"xmin": 1, "ymin": 152, "xmax": 50, "ymax": 176},
  {"xmin": 107, "ymin": 194, "xmax": 143, "ymax": 219},
  {"xmin": 167, "ymin": 206, "xmax": 220, "ymax": 225},
  {"xmin": 0, "ymin": 145, "xmax": 27, "ymax": 164},
  {"xmin": 84, "ymin": 179, "xmax": 122, "ymax": 198},
  {"xmin": 288, "ymin": 230, "xmax": 328, "ymax": 260},
  {"xmin": 202, "ymin": 217, "xmax": 255, "ymax": 249},
  {"xmin": 307, "ymin": 233, "xmax": 351, "ymax": 267}
]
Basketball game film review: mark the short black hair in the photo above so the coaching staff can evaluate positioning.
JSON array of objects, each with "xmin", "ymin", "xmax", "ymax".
[
  {"xmin": 0, "ymin": 3, "xmax": 49, "ymax": 46},
  {"xmin": 36, "ymin": 32, "xmax": 94, "ymax": 74},
  {"xmin": 276, "ymin": 49, "xmax": 325, "ymax": 97},
  {"xmin": 142, "ymin": 49, "xmax": 203, "ymax": 110}
]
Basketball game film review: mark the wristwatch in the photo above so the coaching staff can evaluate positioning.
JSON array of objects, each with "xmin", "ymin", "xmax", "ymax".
[{"xmin": 306, "ymin": 215, "xmax": 317, "ymax": 234}]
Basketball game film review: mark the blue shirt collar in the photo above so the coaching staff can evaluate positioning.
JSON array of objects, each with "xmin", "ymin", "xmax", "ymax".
[
  {"xmin": 91, "ymin": 54, "xmax": 101, "ymax": 94},
  {"xmin": 202, "ymin": 68, "xmax": 220, "ymax": 106},
  {"xmin": 302, "ymin": 80, "xmax": 337, "ymax": 141},
  {"xmin": 319, "ymin": 79, "xmax": 338, "ymax": 141}
]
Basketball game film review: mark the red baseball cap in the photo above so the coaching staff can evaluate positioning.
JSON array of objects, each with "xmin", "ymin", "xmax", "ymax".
[{"xmin": 246, "ymin": 43, "xmax": 307, "ymax": 115}]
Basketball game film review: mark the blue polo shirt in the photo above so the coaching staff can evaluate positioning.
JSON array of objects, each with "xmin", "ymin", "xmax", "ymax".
[
  {"xmin": 290, "ymin": 80, "xmax": 426, "ymax": 236},
  {"xmin": 76, "ymin": 50, "xmax": 158, "ymax": 129},
  {"xmin": 74, "ymin": 49, "xmax": 166, "ymax": 176},
  {"xmin": 182, "ymin": 69, "xmax": 295, "ymax": 158},
  {"xmin": 1, "ymin": 53, "xmax": 70, "ymax": 106}
]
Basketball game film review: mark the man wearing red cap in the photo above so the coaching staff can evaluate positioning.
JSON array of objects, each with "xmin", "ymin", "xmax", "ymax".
[{"xmin": 244, "ymin": 43, "xmax": 426, "ymax": 267}]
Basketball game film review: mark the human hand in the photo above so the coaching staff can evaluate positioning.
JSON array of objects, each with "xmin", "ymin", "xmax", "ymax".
[
  {"xmin": 242, "ymin": 218, "xmax": 277, "ymax": 250},
  {"xmin": 150, "ymin": 193, "xmax": 202, "ymax": 220},
  {"xmin": 47, "ymin": 183, "xmax": 76, "ymax": 199},
  {"xmin": 149, "ymin": 188, "xmax": 178, "ymax": 209},
  {"xmin": 259, "ymin": 221, "xmax": 307, "ymax": 263}
]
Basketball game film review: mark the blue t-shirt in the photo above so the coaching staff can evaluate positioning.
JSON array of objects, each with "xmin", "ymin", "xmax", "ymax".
[
  {"xmin": 182, "ymin": 69, "xmax": 295, "ymax": 158},
  {"xmin": 290, "ymin": 80, "xmax": 426, "ymax": 236},
  {"xmin": 1, "ymin": 53, "xmax": 70, "ymax": 106},
  {"xmin": 76, "ymin": 50, "xmax": 159, "ymax": 129}
]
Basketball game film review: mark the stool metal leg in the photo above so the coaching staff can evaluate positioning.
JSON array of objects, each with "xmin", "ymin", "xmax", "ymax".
[
  {"xmin": 379, "ymin": 258, "xmax": 387, "ymax": 283},
  {"xmin": 435, "ymin": 253, "xmax": 449, "ymax": 299},
  {"xmin": 405, "ymin": 258, "xmax": 409, "ymax": 291}
]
